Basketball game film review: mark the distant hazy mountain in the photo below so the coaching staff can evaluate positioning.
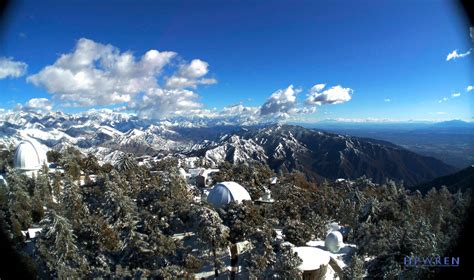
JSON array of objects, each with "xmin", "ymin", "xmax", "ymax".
[
  {"xmin": 413, "ymin": 165, "xmax": 474, "ymax": 194},
  {"xmin": 191, "ymin": 124, "xmax": 456, "ymax": 186},
  {"xmin": 430, "ymin": 120, "xmax": 474, "ymax": 129},
  {"xmin": 299, "ymin": 120, "xmax": 474, "ymax": 168}
]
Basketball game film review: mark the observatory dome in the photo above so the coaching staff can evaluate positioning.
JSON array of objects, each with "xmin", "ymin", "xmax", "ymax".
[
  {"xmin": 207, "ymin": 181, "xmax": 251, "ymax": 208},
  {"xmin": 325, "ymin": 231, "xmax": 343, "ymax": 253},
  {"xmin": 13, "ymin": 140, "xmax": 43, "ymax": 171}
]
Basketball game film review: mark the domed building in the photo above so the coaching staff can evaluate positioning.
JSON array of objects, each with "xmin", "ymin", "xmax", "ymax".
[
  {"xmin": 207, "ymin": 181, "xmax": 251, "ymax": 208},
  {"xmin": 325, "ymin": 231, "xmax": 344, "ymax": 253},
  {"xmin": 13, "ymin": 140, "xmax": 45, "ymax": 177}
]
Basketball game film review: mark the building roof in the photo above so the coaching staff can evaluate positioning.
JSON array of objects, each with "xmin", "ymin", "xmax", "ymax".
[
  {"xmin": 13, "ymin": 140, "xmax": 43, "ymax": 171},
  {"xmin": 207, "ymin": 181, "xmax": 251, "ymax": 208},
  {"xmin": 293, "ymin": 246, "xmax": 330, "ymax": 271}
]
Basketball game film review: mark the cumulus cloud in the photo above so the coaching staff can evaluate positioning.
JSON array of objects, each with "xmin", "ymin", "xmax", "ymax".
[
  {"xmin": 305, "ymin": 84, "xmax": 353, "ymax": 105},
  {"xmin": 221, "ymin": 104, "xmax": 260, "ymax": 117},
  {"xmin": 181, "ymin": 85, "xmax": 318, "ymax": 124},
  {"xmin": 384, "ymin": 98, "xmax": 391, "ymax": 102},
  {"xmin": 129, "ymin": 88, "xmax": 203, "ymax": 119},
  {"xmin": 25, "ymin": 38, "xmax": 352, "ymax": 123},
  {"xmin": 438, "ymin": 97, "xmax": 449, "ymax": 103},
  {"xmin": 446, "ymin": 49, "xmax": 471, "ymax": 61},
  {"xmin": 310, "ymin": 83, "xmax": 326, "ymax": 93},
  {"xmin": 0, "ymin": 57, "xmax": 28, "ymax": 79},
  {"xmin": 451, "ymin": 92, "xmax": 461, "ymax": 98},
  {"xmin": 17, "ymin": 98, "xmax": 53, "ymax": 113},
  {"xmin": 260, "ymin": 85, "xmax": 300, "ymax": 118},
  {"xmin": 27, "ymin": 38, "xmax": 180, "ymax": 108},
  {"xmin": 27, "ymin": 38, "xmax": 221, "ymax": 119},
  {"xmin": 165, "ymin": 59, "xmax": 217, "ymax": 89},
  {"xmin": 467, "ymin": 85, "xmax": 473, "ymax": 92}
]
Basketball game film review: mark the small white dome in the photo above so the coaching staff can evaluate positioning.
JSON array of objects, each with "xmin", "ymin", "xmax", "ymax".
[
  {"xmin": 207, "ymin": 181, "xmax": 251, "ymax": 208},
  {"xmin": 13, "ymin": 140, "xmax": 42, "ymax": 171},
  {"xmin": 325, "ymin": 231, "xmax": 343, "ymax": 253}
]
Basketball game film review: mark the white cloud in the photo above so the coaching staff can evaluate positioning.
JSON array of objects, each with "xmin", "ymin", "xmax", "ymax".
[
  {"xmin": 384, "ymin": 98, "xmax": 391, "ymax": 102},
  {"xmin": 310, "ymin": 83, "xmax": 326, "ymax": 93},
  {"xmin": 129, "ymin": 88, "xmax": 203, "ymax": 119},
  {"xmin": 438, "ymin": 97, "xmax": 449, "ymax": 103},
  {"xmin": 467, "ymin": 85, "xmax": 473, "ymax": 92},
  {"xmin": 182, "ymin": 85, "xmax": 319, "ymax": 124},
  {"xmin": 28, "ymin": 38, "xmax": 177, "ymax": 107},
  {"xmin": 435, "ymin": 112, "xmax": 447, "ymax": 115},
  {"xmin": 165, "ymin": 76, "xmax": 217, "ymax": 89},
  {"xmin": 305, "ymin": 84, "xmax": 353, "ymax": 105},
  {"xmin": 260, "ymin": 85, "xmax": 300, "ymax": 118},
  {"xmin": 0, "ymin": 57, "xmax": 28, "ymax": 79},
  {"xmin": 27, "ymin": 38, "xmax": 220, "ymax": 119},
  {"xmin": 26, "ymin": 38, "xmax": 352, "ymax": 123},
  {"xmin": 180, "ymin": 59, "xmax": 209, "ymax": 79},
  {"xmin": 165, "ymin": 59, "xmax": 217, "ymax": 89},
  {"xmin": 321, "ymin": 117, "xmax": 396, "ymax": 123},
  {"xmin": 446, "ymin": 49, "xmax": 471, "ymax": 61},
  {"xmin": 451, "ymin": 92, "xmax": 461, "ymax": 98},
  {"xmin": 221, "ymin": 104, "xmax": 260, "ymax": 117},
  {"xmin": 17, "ymin": 98, "xmax": 53, "ymax": 113}
]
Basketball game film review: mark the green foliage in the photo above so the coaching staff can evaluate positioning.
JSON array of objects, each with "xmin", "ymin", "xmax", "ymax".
[
  {"xmin": 80, "ymin": 154, "xmax": 100, "ymax": 174},
  {"xmin": 269, "ymin": 244, "xmax": 303, "ymax": 279},
  {"xmin": 115, "ymin": 153, "xmax": 138, "ymax": 172},
  {"xmin": 282, "ymin": 219, "xmax": 313, "ymax": 246},
  {"xmin": 343, "ymin": 254, "xmax": 365, "ymax": 280},
  {"xmin": 46, "ymin": 150, "xmax": 61, "ymax": 163},
  {"xmin": 0, "ymin": 145, "xmax": 14, "ymax": 173}
]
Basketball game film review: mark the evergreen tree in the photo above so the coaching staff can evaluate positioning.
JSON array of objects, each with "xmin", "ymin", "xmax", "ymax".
[
  {"xmin": 116, "ymin": 153, "xmax": 138, "ymax": 172},
  {"xmin": 191, "ymin": 206, "xmax": 229, "ymax": 277},
  {"xmin": 37, "ymin": 210, "xmax": 88, "ymax": 278}
]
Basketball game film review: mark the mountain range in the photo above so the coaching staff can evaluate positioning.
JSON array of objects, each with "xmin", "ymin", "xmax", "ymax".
[{"xmin": 0, "ymin": 110, "xmax": 458, "ymax": 186}]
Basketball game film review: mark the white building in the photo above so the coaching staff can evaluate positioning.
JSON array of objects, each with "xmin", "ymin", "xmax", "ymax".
[
  {"xmin": 325, "ymin": 231, "xmax": 344, "ymax": 253},
  {"xmin": 0, "ymin": 174, "xmax": 7, "ymax": 187},
  {"xmin": 13, "ymin": 140, "xmax": 47, "ymax": 177},
  {"xmin": 207, "ymin": 181, "xmax": 251, "ymax": 208},
  {"xmin": 293, "ymin": 246, "xmax": 331, "ymax": 279}
]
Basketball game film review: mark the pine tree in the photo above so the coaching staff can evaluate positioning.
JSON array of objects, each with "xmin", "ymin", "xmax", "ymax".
[
  {"xmin": 191, "ymin": 206, "xmax": 229, "ymax": 277},
  {"xmin": 37, "ymin": 210, "xmax": 88, "ymax": 278},
  {"xmin": 116, "ymin": 153, "xmax": 138, "ymax": 172},
  {"xmin": 267, "ymin": 244, "xmax": 302, "ymax": 279},
  {"xmin": 343, "ymin": 254, "xmax": 365, "ymax": 280}
]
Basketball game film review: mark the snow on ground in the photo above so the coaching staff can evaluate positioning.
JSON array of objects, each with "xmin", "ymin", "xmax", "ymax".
[
  {"xmin": 293, "ymin": 246, "xmax": 330, "ymax": 271},
  {"xmin": 306, "ymin": 239, "xmax": 356, "ymax": 270}
]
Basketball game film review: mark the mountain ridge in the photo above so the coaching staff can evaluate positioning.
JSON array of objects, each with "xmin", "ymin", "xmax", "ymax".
[{"xmin": 0, "ymin": 111, "xmax": 457, "ymax": 186}]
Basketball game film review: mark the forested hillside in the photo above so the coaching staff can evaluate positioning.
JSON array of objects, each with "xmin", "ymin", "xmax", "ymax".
[{"xmin": 0, "ymin": 147, "xmax": 470, "ymax": 279}]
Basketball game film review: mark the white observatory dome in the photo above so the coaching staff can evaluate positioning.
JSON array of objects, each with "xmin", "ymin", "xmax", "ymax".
[
  {"xmin": 325, "ymin": 231, "xmax": 343, "ymax": 253},
  {"xmin": 13, "ymin": 140, "xmax": 43, "ymax": 171},
  {"xmin": 207, "ymin": 181, "xmax": 251, "ymax": 208}
]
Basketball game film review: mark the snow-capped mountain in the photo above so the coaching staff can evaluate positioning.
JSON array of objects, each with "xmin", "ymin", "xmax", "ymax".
[
  {"xmin": 0, "ymin": 110, "xmax": 186, "ymax": 161},
  {"xmin": 0, "ymin": 111, "xmax": 456, "ymax": 185},
  {"xmin": 190, "ymin": 125, "xmax": 457, "ymax": 186}
]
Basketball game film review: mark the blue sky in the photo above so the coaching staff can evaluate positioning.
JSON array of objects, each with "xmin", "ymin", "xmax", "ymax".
[{"xmin": 0, "ymin": 0, "xmax": 472, "ymax": 122}]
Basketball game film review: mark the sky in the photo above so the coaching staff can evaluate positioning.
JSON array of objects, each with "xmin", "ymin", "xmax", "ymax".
[{"xmin": 0, "ymin": 0, "xmax": 473, "ymax": 123}]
